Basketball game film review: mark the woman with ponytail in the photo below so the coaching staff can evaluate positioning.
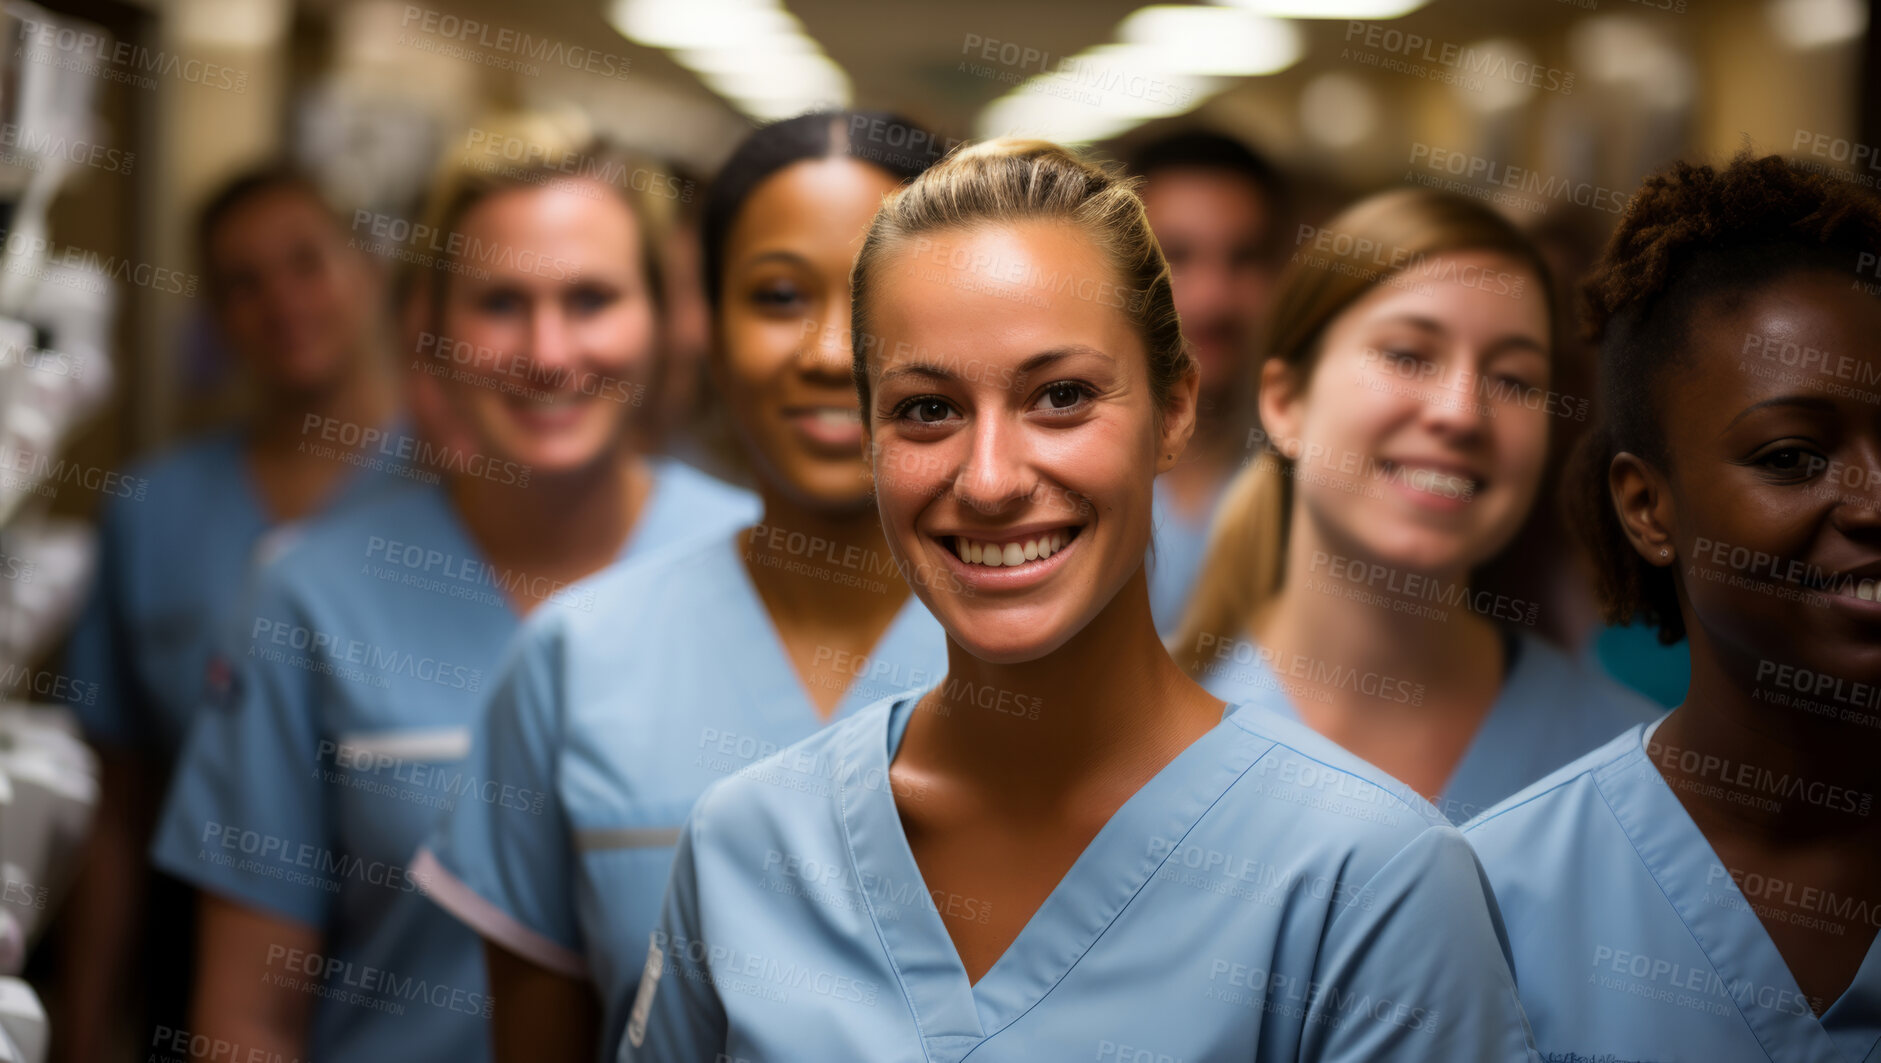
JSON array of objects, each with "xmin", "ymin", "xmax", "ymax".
[
  {"xmin": 1176, "ymin": 187, "xmax": 1658, "ymax": 824},
  {"xmin": 622, "ymin": 140, "xmax": 1538, "ymax": 1062}
]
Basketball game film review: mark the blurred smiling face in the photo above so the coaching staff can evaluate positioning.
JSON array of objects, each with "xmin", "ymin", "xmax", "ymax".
[
  {"xmin": 1263, "ymin": 252, "xmax": 1552, "ymax": 578},
  {"xmin": 434, "ymin": 178, "xmax": 655, "ymax": 473},
  {"xmin": 209, "ymin": 187, "xmax": 372, "ymax": 395},
  {"xmin": 1141, "ymin": 168, "xmax": 1274, "ymax": 397},
  {"xmin": 864, "ymin": 221, "xmax": 1183, "ymax": 663},
  {"xmin": 718, "ymin": 157, "xmax": 901, "ymax": 508}
]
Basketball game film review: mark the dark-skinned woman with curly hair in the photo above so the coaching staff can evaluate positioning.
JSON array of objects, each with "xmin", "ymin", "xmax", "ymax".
[{"xmin": 1465, "ymin": 153, "xmax": 1881, "ymax": 1062}]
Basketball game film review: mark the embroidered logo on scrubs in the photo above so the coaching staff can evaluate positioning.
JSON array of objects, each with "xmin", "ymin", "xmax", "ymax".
[
  {"xmin": 626, "ymin": 935, "xmax": 664, "ymax": 1048},
  {"xmin": 204, "ymin": 652, "xmax": 240, "ymax": 711}
]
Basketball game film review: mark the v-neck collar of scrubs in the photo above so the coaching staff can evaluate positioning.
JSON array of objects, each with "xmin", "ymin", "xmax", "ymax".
[
  {"xmin": 1603, "ymin": 718, "xmax": 1881, "ymax": 1062},
  {"xmin": 837, "ymin": 694, "xmax": 1263, "ymax": 1062},
  {"xmin": 719, "ymin": 531, "xmax": 938, "ymax": 724}
]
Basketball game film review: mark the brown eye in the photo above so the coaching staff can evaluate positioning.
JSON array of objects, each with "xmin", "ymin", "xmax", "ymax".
[
  {"xmin": 911, "ymin": 399, "xmax": 952, "ymax": 423},
  {"xmin": 1034, "ymin": 381, "xmax": 1090, "ymax": 413}
]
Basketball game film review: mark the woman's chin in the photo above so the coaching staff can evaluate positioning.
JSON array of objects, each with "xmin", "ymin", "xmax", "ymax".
[
  {"xmin": 942, "ymin": 607, "xmax": 1082, "ymax": 666},
  {"xmin": 477, "ymin": 418, "xmax": 623, "ymax": 477}
]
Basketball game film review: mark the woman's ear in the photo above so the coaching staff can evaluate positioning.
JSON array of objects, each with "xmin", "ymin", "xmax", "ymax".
[
  {"xmin": 1610, "ymin": 451, "xmax": 1678, "ymax": 566},
  {"xmin": 1256, "ymin": 357, "xmax": 1304, "ymax": 459},
  {"xmin": 1157, "ymin": 361, "xmax": 1201, "ymax": 472}
]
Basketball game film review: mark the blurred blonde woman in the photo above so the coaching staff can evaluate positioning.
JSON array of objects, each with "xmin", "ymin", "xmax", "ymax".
[{"xmin": 148, "ymin": 113, "xmax": 754, "ymax": 1061}]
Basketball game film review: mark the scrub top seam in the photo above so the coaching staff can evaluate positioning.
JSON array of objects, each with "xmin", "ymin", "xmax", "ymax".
[
  {"xmin": 1462, "ymin": 729, "xmax": 1644, "ymax": 834},
  {"xmin": 955, "ymin": 734, "xmax": 1277, "ymax": 1060},
  {"xmin": 1590, "ymin": 760, "xmax": 1771, "ymax": 1052},
  {"xmin": 1228, "ymin": 717, "xmax": 1443, "ymax": 824},
  {"xmin": 835, "ymin": 713, "xmax": 941, "ymax": 1063}
]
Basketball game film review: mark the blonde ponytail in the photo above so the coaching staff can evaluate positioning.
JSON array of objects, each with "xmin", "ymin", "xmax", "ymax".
[{"xmin": 1171, "ymin": 449, "xmax": 1289, "ymax": 672}]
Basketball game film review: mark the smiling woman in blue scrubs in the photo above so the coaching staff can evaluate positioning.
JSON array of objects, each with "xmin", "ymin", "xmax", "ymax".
[
  {"xmin": 412, "ymin": 111, "xmax": 948, "ymax": 1063},
  {"xmin": 1465, "ymin": 155, "xmax": 1881, "ymax": 1061},
  {"xmin": 1172, "ymin": 188, "xmax": 1659, "ymax": 824},
  {"xmin": 56, "ymin": 165, "xmax": 404, "ymax": 1060},
  {"xmin": 148, "ymin": 120, "xmax": 754, "ymax": 1062},
  {"xmin": 622, "ymin": 139, "xmax": 1538, "ymax": 1062}
]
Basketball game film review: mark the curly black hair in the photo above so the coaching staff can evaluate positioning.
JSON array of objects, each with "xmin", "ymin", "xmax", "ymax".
[{"xmin": 1571, "ymin": 152, "xmax": 1881, "ymax": 643}]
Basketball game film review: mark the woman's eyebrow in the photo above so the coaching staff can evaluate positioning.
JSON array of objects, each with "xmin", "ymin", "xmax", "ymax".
[
  {"xmin": 736, "ymin": 249, "xmax": 810, "ymax": 272},
  {"xmin": 1484, "ymin": 336, "xmax": 1550, "ymax": 358},
  {"xmin": 1721, "ymin": 393, "xmax": 1837, "ymax": 432},
  {"xmin": 877, "ymin": 345, "xmax": 1114, "ymax": 386}
]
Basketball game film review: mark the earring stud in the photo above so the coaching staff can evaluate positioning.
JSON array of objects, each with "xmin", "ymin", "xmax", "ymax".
[{"xmin": 1660, "ymin": 548, "xmax": 1669, "ymax": 558}]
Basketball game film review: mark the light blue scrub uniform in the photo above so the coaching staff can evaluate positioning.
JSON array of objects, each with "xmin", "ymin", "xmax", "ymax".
[
  {"xmin": 621, "ymin": 693, "xmax": 1541, "ymax": 1062},
  {"xmin": 1465, "ymin": 719, "xmax": 1881, "ymax": 1062},
  {"xmin": 1197, "ymin": 630, "xmax": 1662, "ymax": 823},
  {"xmin": 64, "ymin": 428, "xmax": 406, "ymax": 757},
  {"xmin": 151, "ymin": 460, "xmax": 754, "ymax": 1062},
  {"xmin": 415, "ymin": 530, "xmax": 946, "ymax": 1061},
  {"xmin": 1146, "ymin": 476, "xmax": 1218, "ymax": 636}
]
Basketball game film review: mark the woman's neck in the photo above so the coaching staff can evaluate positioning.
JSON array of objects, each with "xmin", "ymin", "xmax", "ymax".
[
  {"xmin": 1258, "ymin": 513, "xmax": 1504, "ymax": 703},
  {"xmin": 449, "ymin": 448, "xmax": 652, "ymax": 613},
  {"xmin": 1655, "ymin": 629, "xmax": 1881, "ymax": 845},
  {"xmin": 247, "ymin": 354, "xmax": 396, "ymax": 455},
  {"xmin": 1249, "ymin": 512, "xmax": 1505, "ymax": 801},
  {"xmin": 741, "ymin": 485, "xmax": 912, "ymax": 630},
  {"xmin": 902, "ymin": 568, "xmax": 1224, "ymax": 808}
]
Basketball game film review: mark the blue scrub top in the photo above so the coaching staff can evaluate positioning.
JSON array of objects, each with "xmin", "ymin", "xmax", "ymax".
[
  {"xmin": 62, "ymin": 428, "xmax": 406, "ymax": 757},
  {"xmin": 1465, "ymin": 720, "xmax": 1881, "ymax": 1062},
  {"xmin": 621, "ymin": 693, "xmax": 1540, "ymax": 1062},
  {"xmin": 151, "ymin": 459, "xmax": 755, "ymax": 1063},
  {"xmin": 415, "ymin": 530, "xmax": 946, "ymax": 1061},
  {"xmin": 1146, "ymin": 475, "xmax": 1218, "ymax": 637},
  {"xmin": 1197, "ymin": 630, "xmax": 1662, "ymax": 823}
]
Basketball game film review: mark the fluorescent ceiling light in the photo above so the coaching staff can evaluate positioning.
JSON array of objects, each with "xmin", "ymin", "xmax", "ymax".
[
  {"xmin": 1299, "ymin": 72, "xmax": 1376, "ymax": 149},
  {"xmin": 1767, "ymin": 0, "xmax": 1868, "ymax": 48},
  {"xmin": 1118, "ymin": 6, "xmax": 1302, "ymax": 76},
  {"xmin": 676, "ymin": 35, "xmax": 818, "ymax": 76},
  {"xmin": 1217, "ymin": 0, "xmax": 1431, "ymax": 18},
  {"xmin": 700, "ymin": 52, "xmax": 849, "ymax": 102},
  {"xmin": 610, "ymin": 0, "xmax": 799, "ymax": 51},
  {"xmin": 610, "ymin": 0, "xmax": 851, "ymax": 117},
  {"xmin": 976, "ymin": 93, "xmax": 1136, "ymax": 144}
]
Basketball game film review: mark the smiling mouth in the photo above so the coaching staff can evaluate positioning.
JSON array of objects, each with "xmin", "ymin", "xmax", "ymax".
[
  {"xmin": 1381, "ymin": 460, "xmax": 1482, "ymax": 499},
  {"xmin": 947, "ymin": 527, "xmax": 1082, "ymax": 568},
  {"xmin": 1808, "ymin": 574, "xmax": 1881, "ymax": 602}
]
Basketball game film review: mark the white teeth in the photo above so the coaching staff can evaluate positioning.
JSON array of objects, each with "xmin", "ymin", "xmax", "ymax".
[
  {"xmin": 951, "ymin": 530, "xmax": 1076, "ymax": 568},
  {"xmin": 1859, "ymin": 579, "xmax": 1876, "ymax": 602},
  {"xmin": 812, "ymin": 408, "xmax": 860, "ymax": 426},
  {"xmin": 1402, "ymin": 466, "xmax": 1475, "ymax": 496}
]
